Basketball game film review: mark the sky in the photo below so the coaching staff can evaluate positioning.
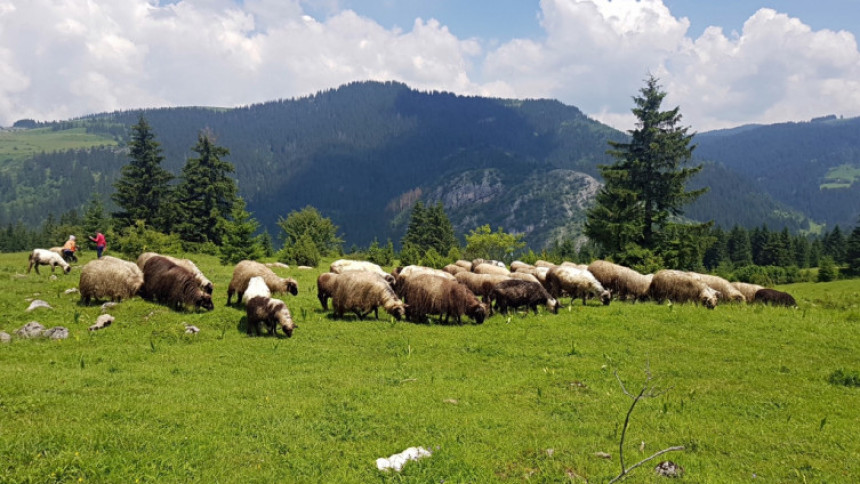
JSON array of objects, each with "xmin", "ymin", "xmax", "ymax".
[{"xmin": 1, "ymin": 0, "xmax": 859, "ymax": 132}]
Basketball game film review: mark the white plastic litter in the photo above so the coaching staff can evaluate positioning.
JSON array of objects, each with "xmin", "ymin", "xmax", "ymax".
[{"xmin": 376, "ymin": 446, "xmax": 432, "ymax": 472}]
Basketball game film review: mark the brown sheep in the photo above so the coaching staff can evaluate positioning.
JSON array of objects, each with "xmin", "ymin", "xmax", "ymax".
[
  {"xmin": 648, "ymin": 270, "xmax": 719, "ymax": 309},
  {"xmin": 509, "ymin": 272, "xmax": 541, "ymax": 284},
  {"xmin": 443, "ymin": 264, "xmax": 468, "ymax": 276},
  {"xmin": 246, "ymin": 296, "xmax": 295, "ymax": 337},
  {"xmin": 454, "ymin": 272, "xmax": 510, "ymax": 303},
  {"xmin": 534, "ymin": 260, "xmax": 557, "ymax": 268},
  {"xmin": 731, "ymin": 282, "xmax": 764, "ymax": 303},
  {"xmin": 141, "ymin": 256, "xmax": 214, "ymax": 311},
  {"xmin": 27, "ymin": 249, "xmax": 71, "ymax": 275},
  {"xmin": 316, "ymin": 272, "xmax": 338, "ymax": 310},
  {"xmin": 79, "ymin": 256, "xmax": 144, "ymax": 304},
  {"xmin": 473, "ymin": 263, "xmax": 511, "ymax": 276},
  {"xmin": 331, "ymin": 272, "xmax": 406, "ymax": 320},
  {"xmin": 392, "ymin": 265, "xmax": 455, "ymax": 295},
  {"xmin": 509, "ymin": 261, "xmax": 533, "ymax": 272},
  {"xmin": 490, "ymin": 279, "xmax": 559, "ymax": 315},
  {"xmin": 137, "ymin": 252, "xmax": 213, "ymax": 294},
  {"xmin": 693, "ymin": 273, "xmax": 746, "ymax": 303},
  {"xmin": 227, "ymin": 260, "xmax": 299, "ymax": 305},
  {"xmin": 330, "ymin": 259, "xmax": 396, "ymax": 286},
  {"xmin": 587, "ymin": 260, "xmax": 652, "ymax": 302},
  {"xmin": 753, "ymin": 288, "xmax": 798, "ymax": 307},
  {"xmin": 454, "ymin": 260, "xmax": 473, "ymax": 271},
  {"xmin": 546, "ymin": 266, "xmax": 611, "ymax": 305},
  {"xmin": 560, "ymin": 262, "xmax": 589, "ymax": 271},
  {"xmin": 400, "ymin": 274, "xmax": 487, "ymax": 324}
]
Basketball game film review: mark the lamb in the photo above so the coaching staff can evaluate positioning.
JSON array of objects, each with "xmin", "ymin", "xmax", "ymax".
[
  {"xmin": 648, "ymin": 270, "xmax": 719, "ymax": 309},
  {"xmin": 454, "ymin": 272, "xmax": 510, "ymax": 303},
  {"xmin": 473, "ymin": 263, "xmax": 511, "ymax": 276},
  {"xmin": 141, "ymin": 255, "xmax": 214, "ymax": 311},
  {"xmin": 227, "ymin": 260, "xmax": 299, "ymax": 305},
  {"xmin": 546, "ymin": 266, "xmax": 611, "ymax": 305},
  {"xmin": 692, "ymin": 272, "xmax": 746, "ymax": 303},
  {"xmin": 330, "ymin": 271, "xmax": 406, "ymax": 320},
  {"xmin": 137, "ymin": 252, "xmax": 213, "ymax": 294},
  {"xmin": 27, "ymin": 249, "xmax": 71, "ymax": 275},
  {"xmin": 316, "ymin": 272, "xmax": 338, "ymax": 310},
  {"xmin": 587, "ymin": 260, "xmax": 653, "ymax": 302},
  {"xmin": 731, "ymin": 282, "xmax": 765, "ymax": 303},
  {"xmin": 753, "ymin": 288, "xmax": 798, "ymax": 307},
  {"xmin": 79, "ymin": 256, "xmax": 144, "ymax": 304},
  {"xmin": 490, "ymin": 279, "xmax": 559, "ymax": 315},
  {"xmin": 400, "ymin": 274, "xmax": 487, "ymax": 324},
  {"xmin": 245, "ymin": 296, "xmax": 295, "ymax": 337},
  {"xmin": 330, "ymin": 259, "xmax": 396, "ymax": 286}
]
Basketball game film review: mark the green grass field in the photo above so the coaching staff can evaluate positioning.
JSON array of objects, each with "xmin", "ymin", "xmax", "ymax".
[
  {"xmin": 1, "ymin": 252, "xmax": 858, "ymax": 483},
  {"xmin": 0, "ymin": 128, "xmax": 116, "ymax": 166}
]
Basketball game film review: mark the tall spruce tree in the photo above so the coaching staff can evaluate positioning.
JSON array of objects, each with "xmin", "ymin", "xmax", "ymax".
[
  {"xmin": 217, "ymin": 197, "xmax": 264, "ymax": 264},
  {"xmin": 585, "ymin": 76, "xmax": 706, "ymax": 263},
  {"xmin": 172, "ymin": 131, "xmax": 238, "ymax": 244},
  {"xmin": 402, "ymin": 201, "xmax": 456, "ymax": 255},
  {"xmin": 112, "ymin": 116, "xmax": 173, "ymax": 231},
  {"xmin": 845, "ymin": 221, "xmax": 860, "ymax": 276}
]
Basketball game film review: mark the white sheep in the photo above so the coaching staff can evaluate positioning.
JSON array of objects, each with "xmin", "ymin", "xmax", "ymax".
[
  {"xmin": 27, "ymin": 249, "xmax": 71, "ymax": 275},
  {"xmin": 546, "ymin": 266, "xmax": 611, "ymax": 305}
]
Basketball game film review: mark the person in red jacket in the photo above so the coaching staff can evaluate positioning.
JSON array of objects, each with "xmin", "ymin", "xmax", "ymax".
[{"xmin": 90, "ymin": 232, "xmax": 106, "ymax": 259}]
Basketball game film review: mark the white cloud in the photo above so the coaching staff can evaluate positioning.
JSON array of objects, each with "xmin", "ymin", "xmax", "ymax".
[{"xmin": 0, "ymin": 0, "xmax": 858, "ymax": 131}]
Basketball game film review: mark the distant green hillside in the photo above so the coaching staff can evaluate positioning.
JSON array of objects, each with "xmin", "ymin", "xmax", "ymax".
[{"xmin": 0, "ymin": 127, "xmax": 117, "ymax": 165}]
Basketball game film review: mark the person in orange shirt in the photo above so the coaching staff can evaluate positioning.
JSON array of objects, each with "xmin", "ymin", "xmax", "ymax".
[{"xmin": 61, "ymin": 235, "xmax": 78, "ymax": 263}]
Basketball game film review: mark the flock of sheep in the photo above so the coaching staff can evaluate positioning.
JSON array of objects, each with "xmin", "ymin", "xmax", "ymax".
[{"xmin": 24, "ymin": 247, "xmax": 798, "ymax": 340}]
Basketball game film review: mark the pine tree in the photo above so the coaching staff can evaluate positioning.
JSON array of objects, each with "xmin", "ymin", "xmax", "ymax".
[
  {"xmin": 845, "ymin": 222, "xmax": 860, "ymax": 276},
  {"xmin": 585, "ymin": 76, "xmax": 705, "ymax": 262},
  {"xmin": 402, "ymin": 201, "xmax": 457, "ymax": 256},
  {"xmin": 172, "ymin": 131, "xmax": 238, "ymax": 244},
  {"xmin": 727, "ymin": 225, "xmax": 753, "ymax": 266},
  {"xmin": 112, "ymin": 116, "xmax": 173, "ymax": 231},
  {"xmin": 82, "ymin": 194, "xmax": 111, "ymax": 244},
  {"xmin": 823, "ymin": 225, "xmax": 847, "ymax": 263},
  {"xmin": 217, "ymin": 197, "xmax": 264, "ymax": 265},
  {"xmin": 277, "ymin": 206, "xmax": 343, "ymax": 256}
]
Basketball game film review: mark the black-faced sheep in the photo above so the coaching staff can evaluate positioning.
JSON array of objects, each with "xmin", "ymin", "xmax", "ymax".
[
  {"xmin": 316, "ymin": 272, "xmax": 338, "ymax": 310},
  {"xmin": 141, "ymin": 255, "xmax": 214, "ymax": 311},
  {"xmin": 400, "ymin": 274, "xmax": 487, "ymax": 324},
  {"xmin": 330, "ymin": 259, "xmax": 396, "ymax": 286},
  {"xmin": 731, "ymin": 282, "xmax": 764, "ymax": 303},
  {"xmin": 648, "ymin": 270, "xmax": 719, "ymax": 309},
  {"xmin": 587, "ymin": 260, "xmax": 652, "ymax": 302},
  {"xmin": 246, "ymin": 296, "xmax": 295, "ymax": 337},
  {"xmin": 454, "ymin": 272, "xmax": 510, "ymax": 303},
  {"xmin": 490, "ymin": 279, "xmax": 558, "ymax": 315},
  {"xmin": 753, "ymin": 288, "xmax": 798, "ymax": 307},
  {"xmin": 330, "ymin": 271, "xmax": 406, "ymax": 320},
  {"xmin": 546, "ymin": 266, "xmax": 611, "ymax": 305},
  {"xmin": 27, "ymin": 249, "xmax": 71, "ymax": 275},
  {"xmin": 137, "ymin": 252, "xmax": 213, "ymax": 294},
  {"xmin": 79, "ymin": 256, "xmax": 144, "ymax": 304},
  {"xmin": 227, "ymin": 260, "xmax": 299, "ymax": 305},
  {"xmin": 692, "ymin": 272, "xmax": 746, "ymax": 303}
]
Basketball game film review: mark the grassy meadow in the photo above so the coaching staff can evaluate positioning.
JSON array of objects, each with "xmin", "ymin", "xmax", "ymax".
[
  {"xmin": 0, "ymin": 128, "xmax": 116, "ymax": 166},
  {"xmin": 0, "ymin": 251, "xmax": 858, "ymax": 483}
]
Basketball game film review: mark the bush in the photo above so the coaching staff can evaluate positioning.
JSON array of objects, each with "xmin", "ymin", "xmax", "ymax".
[
  {"xmin": 827, "ymin": 369, "xmax": 860, "ymax": 387},
  {"xmin": 818, "ymin": 257, "xmax": 838, "ymax": 282},
  {"xmin": 398, "ymin": 244, "xmax": 421, "ymax": 267},
  {"xmin": 367, "ymin": 239, "xmax": 395, "ymax": 266},
  {"xmin": 279, "ymin": 233, "xmax": 320, "ymax": 267},
  {"xmin": 112, "ymin": 221, "xmax": 183, "ymax": 256},
  {"xmin": 421, "ymin": 248, "xmax": 446, "ymax": 269}
]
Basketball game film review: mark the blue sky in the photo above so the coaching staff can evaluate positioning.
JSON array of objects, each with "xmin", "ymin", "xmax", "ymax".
[{"xmin": 2, "ymin": 0, "xmax": 859, "ymax": 131}]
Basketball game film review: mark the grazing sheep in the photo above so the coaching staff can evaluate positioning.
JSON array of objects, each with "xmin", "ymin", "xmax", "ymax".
[
  {"xmin": 473, "ymin": 263, "xmax": 511, "ymax": 276},
  {"xmin": 546, "ymin": 266, "xmax": 611, "ymax": 306},
  {"xmin": 471, "ymin": 258, "xmax": 505, "ymax": 269},
  {"xmin": 27, "ymin": 249, "xmax": 71, "ymax": 275},
  {"xmin": 393, "ymin": 265, "xmax": 455, "ymax": 295},
  {"xmin": 509, "ymin": 261, "xmax": 533, "ymax": 272},
  {"xmin": 514, "ymin": 265, "xmax": 551, "ymax": 286},
  {"xmin": 454, "ymin": 260, "xmax": 473, "ymax": 270},
  {"xmin": 316, "ymin": 272, "xmax": 338, "ymax": 310},
  {"xmin": 246, "ymin": 296, "xmax": 295, "ymax": 337},
  {"xmin": 649, "ymin": 270, "xmax": 719, "ymax": 309},
  {"xmin": 731, "ymin": 282, "xmax": 765, "ymax": 303},
  {"xmin": 79, "ymin": 256, "xmax": 144, "ymax": 304},
  {"xmin": 227, "ymin": 260, "xmax": 299, "ymax": 305},
  {"xmin": 400, "ymin": 274, "xmax": 487, "ymax": 324},
  {"xmin": 141, "ymin": 255, "xmax": 214, "ymax": 311},
  {"xmin": 693, "ymin": 273, "xmax": 746, "ymax": 303},
  {"xmin": 534, "ymin": 260, "xmax": 557, "ymax": 268},
  {"xmin": 491, "ymin": 279, "xmax": 559, "ymax": 315},
  {"xmin": 137, "ymin": 252, "xmax": 213, "ymax": 294},
  {"xmin": 753, "ymin": 288, "xmax": 798, "ymax": 307},
  {"xmin": 49, "ymin": 246, "xmax": 75, "ymax": 262},
  {"xmin": 509, "ymin": 272, "xmax": 541, "ymax": 284},
  {"xmin": 587, "ymin": 260, "xmax": 653, "ymax": 302},
  {"xmin": 442, "ymin": 264, "xmax": 468, "ymax": 276},
  {"xmin": 331, "ymin": 271, "xmax": 406, "ymax": 320},
  {"xmin": 454, "ymin": 272, "xmax": 511, "ymax": 303},
  {"xmin": 241, "ymin": 276, "xmax": 271, "ymax": 303},
  {"xmin": 560, "ymin": 262, "xmax": 589, "ymax": 271},
  {"xmin": 330, "ymin": 259, "xmax": 396, "ymax": 286}
]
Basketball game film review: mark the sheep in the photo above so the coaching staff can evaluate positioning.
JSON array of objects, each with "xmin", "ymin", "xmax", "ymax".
[
  {"xmin": 330, "ymin": 259, "xmax": 396, "ymax": 286},
  {"xmin": 454, "ymin": 260, "xmax": 473, "ymax": 270},
  {"xmin": 454, "ymin": 272, "xmax": 510, "ymax": 303},
  {"xmin": 587, "ymin": 260, "xmax": 653, "ymax": 302},
  {"xmin": 546, "ymin": 266, "xmax": 611, "ymax": 306},
  {"xmin": 246, "ymin": 296, "xmax": 295, "ymax": 337},
  {"xmin": 400, "ymin": 274, "xmax": 487, "ymax": 324},
  {"xmin": 392, "ymin": 265, "xmax": 455, "ymax": 296},
  {"xmin": 27, "ymin": 249, "xmax": 71, "ymax": 275},
  {"xmin": 442, "ymin": 264, "xmax": 468, "ymax": 276},
  {"xmin": 560, "ymin": 262, "xmax": 589, "ymax": 271},
  {"xmin": 648, "ymin": 270, "xmax": 719, "ymax": 309},
  {"xmin": 330, "ymin": 271, "xmax": 406, "ymax": 320},
  {"xmin": 227, "ymin": 260, "xmax": 299, "ymax": 305},
  {"xmin": 471, "ymin": 258, "xmax": 505, "ymax": 269},
  {"xmin": 473, "ymin": 263, "xmax": 511, "ymax": 276},
  {"xmin": 753, "ymin": 288, "xmax": 798, "ymax": 307},
  {"xmin": 509, "ymin": 272, "xmax": 541, "ymax": 284},
  {"xmin": 49, "ymin": 246, "xmax": 75, "ymax": 263},
  {"xmin": 514, "ymin": 265, "xmax": 551, "ymax": 286},
  {"xmin": 141, "ymin": 255, "xmax": 214, "ymax": 311},
  {"xmin": 490, "ymin": 279, "xmax": 559, "ymax": 315},
  {"xmin": 534, "ymin": 260, "xmax": 557, "ymax": 268},
  {"xmin": 137, "ymin": 252, "xmax": 213, "ymax": 294},
  {"xmin": 692, "ymin": 273, "xmax": 746, "ymax": 303},
  {"xmin": 316, "ymin": 272, "xmax": 338, "ymax": 310},
  {"xmin": 731, "ymin": 282, "xmax": 765, "ymax": 303},
  {"xmin": 241, "ymin": 276, "xmax": 271, "ymax": 303},
  {"xmin": 509, "ymin": 261, "xmax": 533, "ymax": 272},
  {"xmin": 79, "ymin": 256, "xmax": 144, "ymax": 304}
]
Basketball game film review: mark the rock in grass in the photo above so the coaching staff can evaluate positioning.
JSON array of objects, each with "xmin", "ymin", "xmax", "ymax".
[
  {"xmin": 101, "ymin": 302, "xmax": 119, "ymax": 312},
  {"xmin": 44, "ymin": 327, "xmax": 69, "ymax": 340},
  {"xmin": 0, "ymin": 331, "xmax": 11, "ymax": 343},
  {"xmin": 89, "ymin": 314, "xmax": 114, "ymax": 331},
  {"xmin": 593, "ymin": 451, "xmax": 611, "ymax": 459},
  {"xmin": 64, "ymin": 288, "xmax": 79, "ymax": 295},
  {"xmin": 376, "ymin": 446, "xmax": 432, "ymax": 472},
  {"xmin": 26, "ymin": 300, "xmax": 53, "ymax": 312},
  {"xmin": 184, "ymin": 324, "xmax": 200, "ymax": 334},
  {"xmin": 655, "ymin": 460, "xmax": 684, "ymax": 478},
  {"xmin": 16, "ymin": 321, "xmax": 45, "ymax": 338}
]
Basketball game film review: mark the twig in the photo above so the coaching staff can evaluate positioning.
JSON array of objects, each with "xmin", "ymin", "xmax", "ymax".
[{"xmin": 608, "ymin": 446, "xmax": 685, "ymax": 483}]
